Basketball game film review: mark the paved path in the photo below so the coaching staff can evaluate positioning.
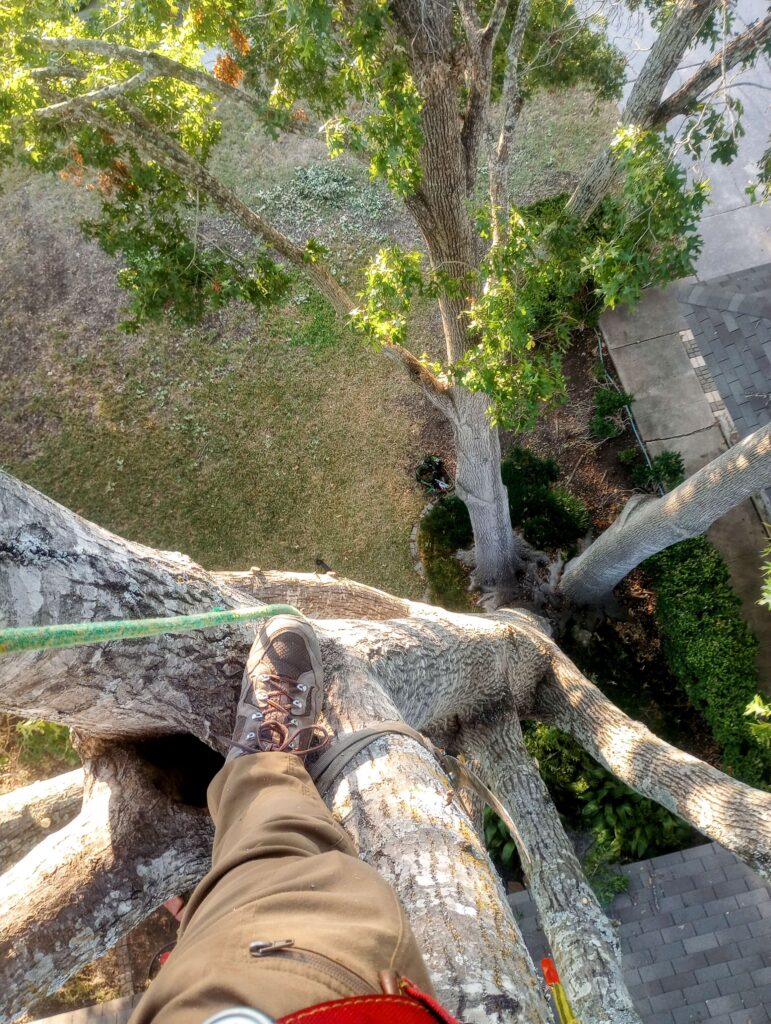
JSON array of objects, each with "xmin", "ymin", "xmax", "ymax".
[
  {"xmin": 577, "ymin": 0, "xmax": 771, "ymax": 276},
  {"xmin": 601, "ymin": 282, "xmax": 771, "ymax": 687},
  {"xmin": 510, "ymin": 841, "xmax": 771, "ymax": 1024}
]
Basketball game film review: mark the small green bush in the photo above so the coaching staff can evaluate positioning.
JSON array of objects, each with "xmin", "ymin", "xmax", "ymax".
[
  {"xmin": 423, "ymin": 550, "xmax": 472, "ymax": 611},
  {"xmin": 15, "ymin": 720, "xmax": 80, "ymax": 767},
  {"xmin": 524, "ymin": 723, "xmax": 692, "ymax": 860},
  {"xmin": 646, "ymin": 537, "xmax": 770, "ymax": 787},
  {"xmin": 484, "ymin": 805, "xmax": 520, "ymax": 870},
  {"xmin": 501, "ymin": 446, "xmax": 589, "ymax": 551},
  {"xmin": 590, "ymin": 386, "xmax": 634, "ymax": 438},
  {"xmin": 583, "ymin": 838, "xmax": 630, "ymax": 906},
  {"xmin": 632, "ymin": 450, "xmax": 685, "ymax": 492},
  {"xmin": 419, "ymin": 495, "xmax": 473, "ymax": 552},
  {"xmin": 418, "ymin": 496, "xmax": 473, "ymax": 609}
]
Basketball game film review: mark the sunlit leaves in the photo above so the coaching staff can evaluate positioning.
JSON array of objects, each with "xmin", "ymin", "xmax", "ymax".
[
  {"xmin": 585, "ymin": 127, "xmax": 707, "ymax": 308},
  {"xmin": 351, "ymin": 247, "xmax": 425, "ymax": 346}
]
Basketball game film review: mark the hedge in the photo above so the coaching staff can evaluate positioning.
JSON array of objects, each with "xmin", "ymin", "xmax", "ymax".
[{"xmin": 645, "ymin": 536, "xmax": 770, "ymax": 788}]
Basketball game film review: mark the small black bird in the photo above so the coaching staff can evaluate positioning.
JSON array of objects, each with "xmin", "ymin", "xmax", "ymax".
[{"xmin": 314, "ymin": 558, "xmax": 335, "ymax": 577}]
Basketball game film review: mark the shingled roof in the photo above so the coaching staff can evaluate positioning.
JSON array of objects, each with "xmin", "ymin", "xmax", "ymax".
[{"xmin": 509, "ymin": 841, "xmax": 771, "ymax": 1023}]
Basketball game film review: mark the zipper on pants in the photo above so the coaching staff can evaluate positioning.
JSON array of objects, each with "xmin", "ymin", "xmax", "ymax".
[{"xmin": 249, "ymin": 940, "xmax": 375, "ymax": 997}]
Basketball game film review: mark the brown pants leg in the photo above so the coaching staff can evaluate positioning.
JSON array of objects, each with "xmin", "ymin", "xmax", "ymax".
[{"xmin": 129, "ymin": 753, "xmax": 434, "ymax": 1024}]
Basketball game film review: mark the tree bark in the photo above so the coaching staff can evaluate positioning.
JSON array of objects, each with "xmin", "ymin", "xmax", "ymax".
[
  {"xmin": 0, "ymin": 747, "xmax": 213, "ymax": 1024},
  {"xmin": 652, "ymin": 13, "xmax": 771, "ymax": 128},
  {"xmin": 451, "ymin": 388, "xmax": 523, "ymax": 589},
  {"xmin": 560, "ymin": 423, "xmax": 771, "ymax": 604},
  {"xmin": 4, "ymin": 472, "xmax": 771, "ymax": 1022},
  {"xmin": 462, "ymin": 717, "xmax": 642, "ymax": 1024},
  {"xmin": 0, "ymin": 469, "xmax": 253, "ymax": 743},
  {"xmin": 0, "ymin": 768, "xmax": 83, "ymax": 872}
]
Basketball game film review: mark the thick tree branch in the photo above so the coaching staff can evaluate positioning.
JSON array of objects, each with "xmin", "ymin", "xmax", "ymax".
[
  {"xmin": 652, "ymin": 13, "xmax": 771, "ymax": 127},
  {"xmin": 534, "ymin": 650, "xmax": 771, "ymax": 881},
  {"xmin": 463, "ymin": 717, "xmax": 643, "ymax": 1024},
  {"xmin": 489, "ymin": 0, "xmax": 532, "ymax": 242},
  {"xmin": 39, "ymin": 36, "xmax": 262, "ymax": 114},
  {"xmin": 0, "ymin": 769, "xmax": 84, "ymax": 872},
  {"xmin": 561, "ymin": 422, "xmax": 771, "ymax": 604},
  {"xmin": 382, "ymin": 342, "xmax": 456, "ymax": 415},
  {"xmin": 0, "ymin": 749, "xmax": 213, "ymax": 1024},
  {"xmin": 311, "ymin": 643, "xmax": 553, "ymax": 1023},
  {"xmin": 567, "ymin": 0, "xmax": 720, "ymax": 219},
  {"xmin": 0, "ymin": 469, "xmax": 253, "ymax": 743},
  {"xmin": 215, "ymin": 569, "xmax": 416, "ymax": 620}
]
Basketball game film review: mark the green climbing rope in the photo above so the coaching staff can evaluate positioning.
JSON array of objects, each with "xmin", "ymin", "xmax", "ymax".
[{"xmin": 0, "ymin": 605, "xmax": 302, "ymax": 656}]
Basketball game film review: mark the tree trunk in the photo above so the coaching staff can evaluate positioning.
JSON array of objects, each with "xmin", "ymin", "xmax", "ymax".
[
  {"xmin": 451, "ymin": 389, "xmax": 523, "ymax": 589},
  {"xmin": 561, "ymin": 423, "xmax": 771, "ymax": 604}
]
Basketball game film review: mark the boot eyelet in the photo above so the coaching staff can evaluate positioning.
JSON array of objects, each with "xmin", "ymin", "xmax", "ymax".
[
  {"xmin": 296, "ymin": 683, "xmax": 307, "ymax": 692},
  {"xmin": 251, "ymin": 711, "xmax": 263, "ymax": 721},
  {"xmin": 246, "ymin": 731, "xmax": 256, "ymax": 741},
  {"xmin": 289, "ymin": 718, "xmax": 298, "ymax": 727},
  {"xmin": 255, "ymin": 691, "xmax": 267, "ymax": 701},
  {"xmin": 292, "ymin": 699, "xmax": 303, "ymax": 709}
]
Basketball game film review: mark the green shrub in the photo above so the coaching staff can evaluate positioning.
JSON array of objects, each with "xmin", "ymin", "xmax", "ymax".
[
  {"xmin": 419, "ymin": 495, "xmax": 473, "ymax": 553},
  {"xmin": 418, "ymin": 496, "xmax": 473, "ymax": 609},
  {"xmin": 501, "ymin": 446, "xmax": 589, "ymax": 551},
  {"xmin": 646, "ymin": 537, "xmax": 770, "ymax": 787},
  {"xmin": 617, "ymin": 446, "xmax": 640, "ymax": 469},
  {"xmin": 501, "ymin": 445, "xmax": 560, "ymax": 520},
  {"xmin": 590, "ymin": 386, "xmax": 634, "ymax": 438},
  {"xmin": 632, "ymin": 450, "xmax": 685, "ymax": 492},
  {"xmin": 423, "ymin": 550, "xmax": 472, "ymax": 610},
  {"xmin": 15, "ymin": 720, "xmax": 80, "ymax": 767},
  {"xmin": 484, "ymin": 805, "xmax": 520, "ymax": 870},
  {"xmin": 745, "ymin": 695, "xmax": 771, "ymax": 749},
  {"xmin": 583, "ymin": 838, "xmax": 630, "ymax": 906},
  {"xmin": 524, "ymin": 723, "xmax": 692, "ymax": 861}
]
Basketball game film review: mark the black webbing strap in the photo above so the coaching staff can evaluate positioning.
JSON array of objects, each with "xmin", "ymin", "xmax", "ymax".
[
  {"xmin": 308, "ymin": 721, "xmax": 431, "ymax": 799},
  {"xmin": 307, "ymin": 720, "xmax": 531, "ymax": 867}
]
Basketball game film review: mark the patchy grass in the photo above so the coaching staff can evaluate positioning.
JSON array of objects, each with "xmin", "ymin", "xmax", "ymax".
[
  {"xmin": 508, "ymin": 88, "xmax": 619, "ymax": 206},
  {"xmin": 0, "ymin": 298, "xmax": 427, "ymax": 596}
]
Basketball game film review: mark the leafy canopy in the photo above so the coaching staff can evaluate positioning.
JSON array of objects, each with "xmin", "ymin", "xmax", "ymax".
[{"xmin": 0, "ymin": 0, "xmax": 742, "ymax": 429}]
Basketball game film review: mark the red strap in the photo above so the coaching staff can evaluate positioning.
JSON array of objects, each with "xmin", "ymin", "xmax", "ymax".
[{"xmin": 277, "ymin": 984, "xmax": 461, "ymax": 1024}]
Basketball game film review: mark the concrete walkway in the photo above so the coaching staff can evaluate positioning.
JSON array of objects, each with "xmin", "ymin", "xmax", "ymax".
[
  {"xmin": 510, "ymin": 841, "xmax": 771, "ymax": 1023},
  {"xmin": 600, "ymin": 284, "xmax": 771, "ymax": 687}
]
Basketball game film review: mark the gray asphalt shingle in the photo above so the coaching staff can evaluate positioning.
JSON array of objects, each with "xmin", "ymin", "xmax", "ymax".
[{"xmin": 508, "ymin": 841, "xmax": 771, "ymax": 1022}]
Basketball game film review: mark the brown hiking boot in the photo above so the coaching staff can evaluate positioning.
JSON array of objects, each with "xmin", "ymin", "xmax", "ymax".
[{"xmin": 226, "ymin": 615, "xmax": 332, "ymax": 763}]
